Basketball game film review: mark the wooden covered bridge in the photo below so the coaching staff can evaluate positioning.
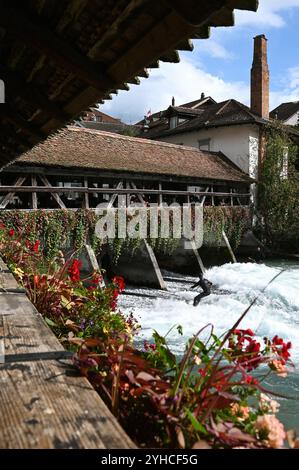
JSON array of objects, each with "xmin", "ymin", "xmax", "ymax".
[
  {"xmin": 0, "ymin": 0, "xmax": 259, "ymax": 450},
  {"xmin": 0, "ymin": 127, "xmax": 252, "ymax": 210}
]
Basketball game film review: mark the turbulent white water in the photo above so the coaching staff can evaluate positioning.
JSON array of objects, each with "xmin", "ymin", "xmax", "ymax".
[
  {"xmin": 120, "ymin": 262, "xmax": 299, "ymax": 359},
  {"xmin": 119, "ymin": 261, "xmax": 299, "ymax": 430}
]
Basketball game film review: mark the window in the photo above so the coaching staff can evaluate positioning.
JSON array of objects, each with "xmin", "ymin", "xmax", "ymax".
[
  {"xmin": 198, "ymin": 138, "xmax": 211, "ymax": 151},
  {"xmin": 280, "ymin": 147, "xmax": 288, "ymax": 180},
  {"xmin": 169, "ymin": 116, "xmax": 178, "ymax": 129}
]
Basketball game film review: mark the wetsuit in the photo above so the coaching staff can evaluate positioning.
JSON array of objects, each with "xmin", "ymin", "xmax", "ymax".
[{"xmin": 191, "ymin": 274, "xmax": 212, "ymax": 306}]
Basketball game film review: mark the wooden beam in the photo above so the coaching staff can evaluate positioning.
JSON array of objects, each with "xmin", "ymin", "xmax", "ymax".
[
  {"xmin": 0, "ymin": 106, "xmax": 45, "ymax": 140},
  {"xmin": 87, "ymin": 0, "xmax": 145, "ymax": 60},
  {"xmin": 163, "ymin": 0, "xmax": 229, "ymax": 26},
  {"xmin": 84, "ymin": 244, "xmax": 105, "ymax": 288},
  {"xmin": 1, "ymin": 68, "xmax": 69, "ymax": 122},
  {"xmin": 176, "ymin": 39, "xmax": 194, "ymax": 51},
  {"xmin": 0, "ymin": 185, "xmax": 251, "ymax": 198},
  {"xmin": 38, "ymin": 175, "xmax": 66, "ymax": 209},
  {"xmin": 107, "ymin": 181, "xmax": 123, "ymax": 209},
  {"xmin": 0, "ymin": 3, "xmax": 115, "ymax": 93},
  {"xmin": 0, "ymin": 176, "xmax": 27, "ymax": 209},
  {"xmin": 222, "ymin": 229, "xmax": 237, "ymax": 263},
  {"xmin": 200, "ymin": 186, "xmax": 211, "ymax": 206}
]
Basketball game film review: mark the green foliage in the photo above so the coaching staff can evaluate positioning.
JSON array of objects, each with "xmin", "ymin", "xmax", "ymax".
[
  {"xmin": 0, "ymin": 207, "xmax": 251, "ymax": 265},
  {"xmin": 204, "ymin": 207, "xmax": 251, "ymax": 249},
  {"xmin": 257, "ymin": 122, "xmax": 299, "ymax": 251}
]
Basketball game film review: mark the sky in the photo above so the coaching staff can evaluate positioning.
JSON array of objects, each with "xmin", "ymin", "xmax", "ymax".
[{"xmin": 101, "ymin": 0, "xmax": 299, "ymax": 124}]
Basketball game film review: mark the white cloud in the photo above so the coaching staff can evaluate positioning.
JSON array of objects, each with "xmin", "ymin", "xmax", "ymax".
[
  {"xmin": 235, "ymin": 0, "xmax": 299, "ymax": 28},
  {"xmin": 270, "ymin": 67, "xmax": 299, "ymax": 109},
  {"xmin": 288, "ymin": 67, "xmax": 299, "ymax": 89},
  {"xmin": 101, "ymin": 58, "xmax": 249, "ymax": 124},
  {"xmin": 194, "ymin": 39, "xmax": 233, "ymax": 60}
]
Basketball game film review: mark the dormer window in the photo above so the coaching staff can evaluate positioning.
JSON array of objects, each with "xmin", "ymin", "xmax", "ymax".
[{"xmin": 169, "ymin": 116, "xmax": 178, "ymax": 129}]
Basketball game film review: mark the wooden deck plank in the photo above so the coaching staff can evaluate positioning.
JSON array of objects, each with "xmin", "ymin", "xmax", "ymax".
[
  {"xmin": 0, "ymin": 261, "xmax": 135, "ymax": 449},
  {"xmin": 0, "ymin": 271, "xmax": 19, "ymax": 290},
  {"xmin": 0, "ymin": 359, "xmax": 134, "ymax": 449},
  {"xmin": 0, "ymin": 295, "xmax": 63, "ymax": 355}
]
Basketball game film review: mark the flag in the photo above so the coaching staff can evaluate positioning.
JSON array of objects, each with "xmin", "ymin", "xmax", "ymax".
[{"xmin": 146, "ymin": 109, "xmax": 151, "ymax": 118}]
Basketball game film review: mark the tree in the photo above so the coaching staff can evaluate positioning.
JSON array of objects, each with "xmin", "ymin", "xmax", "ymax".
[{"xmin": 257, "ymin": 123, "xmax": 299, "ymax": 252}]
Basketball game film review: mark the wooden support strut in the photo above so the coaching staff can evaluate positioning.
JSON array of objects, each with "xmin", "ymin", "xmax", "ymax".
[
  {"xmin": 38, "ymin": 175, "xmax": 66, "ymax": 209},
  {"xmin": 0, "ymin": 176, "xmax": 27, "ymax": 209},
  {"xmin": 222, "ymin": 229, "xmax": 237, "ymax": 263}
]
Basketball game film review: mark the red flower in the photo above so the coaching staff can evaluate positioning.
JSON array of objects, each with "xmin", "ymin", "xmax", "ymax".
[
  {"xmin": 68, "ymin": 259, "xmax": 82, "ymax": 283},
  {"xmin": 8, "ymin": 229, "xmax": 15, "ymax": 237},
  {"xmin": 32, "ymin": 240, "xmax": 40, "ymax": 252},
  {"xmin": 112, "ymin": 275, "xmax": 125, "ymax": 292},
  {"xmin": 0, "ymin": 222, "xmax": 6, "ymax": 230},
  {"xmin": 245, "ymin": 375, "xmax": 258, "ymax": 385}
]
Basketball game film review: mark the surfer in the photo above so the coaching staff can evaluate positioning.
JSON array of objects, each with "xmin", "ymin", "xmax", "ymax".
[{"xmin": 191, "ymin": 272, "xmax": 213, "ymax": 306}]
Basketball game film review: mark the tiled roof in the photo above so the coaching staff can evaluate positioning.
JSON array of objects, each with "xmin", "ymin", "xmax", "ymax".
[
  {"xmin": 14, "ymin": 127, "xmax": 251, "ymax": 183},
  {"xmin": 145, "ymin": 99, "xmax": 268, "ymax": 138},
  {"xmin": 270, "ymin": 102, "xmax": 299, "ymax": 122}
]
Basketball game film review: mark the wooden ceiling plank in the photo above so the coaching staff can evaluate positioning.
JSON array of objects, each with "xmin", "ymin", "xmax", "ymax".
[
  {"xmin": 0, "ymin": 106, "xmax": 45, "ymax": 140},
  {"xmin": 0, "ymin": 3, "xmax": 115, "ymax": 93}
]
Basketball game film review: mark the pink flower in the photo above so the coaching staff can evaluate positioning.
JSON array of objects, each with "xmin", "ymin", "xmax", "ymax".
[
  {"xmin": 271, "ymin": 360, "xmax": 288, "ymax": 378},
  {"xmin": 255, "ymin": 414, "xmax": 285, "ymax": 448},
  {"xmin": 231, "ymin": 403, "xmax": 250, "ymax": 421}
]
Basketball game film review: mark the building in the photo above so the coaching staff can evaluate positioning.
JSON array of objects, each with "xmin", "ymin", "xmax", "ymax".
[
  {"xmin": 82, "ymin": 108, "xmax": 121, "ymax": 124},
  {"xmin": 270, "ymin": 102, "xmax": 299, "ymax": 126},
  {"xmin": 77, "ymin": 108, "xmax": 139, "ymax": 135},
  {"xmin": 0, "ymin": 127, "xmax": 252, "ymax": 210},
  {"xmin": 139, "ymin": 35, "xmax": 299, "ymax": 180}
]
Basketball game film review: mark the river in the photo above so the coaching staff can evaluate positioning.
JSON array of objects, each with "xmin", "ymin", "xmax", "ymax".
[{"xmin": 119, "ymin": 260, "xmax": 299, "ymax": 433}]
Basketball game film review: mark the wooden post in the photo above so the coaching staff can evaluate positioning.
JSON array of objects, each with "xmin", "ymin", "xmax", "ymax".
[
  {"xmin": 211, "ymin": 185, "xmax": 215, "ymax": 206},
  {"xmin": 83, "ymin": 177, "xmax": 89, "ymax": 208},
  {"xmin": 126, "ymin": 182, "xmax": 130, "ymax": 207},
  {"xmin": 230, "ymin": 188, "xmax": 233, "ymax": 206},
  {"xmin": 31, "ymin": 175, "xmax": 37, "ymax": 209},
  {"xmin": 222, "ymin": 229, "xmax": 237, "ymax": 263},
  {"xmin": 158, "ymin": 183, "xmax": 163, "ymax": 206}
]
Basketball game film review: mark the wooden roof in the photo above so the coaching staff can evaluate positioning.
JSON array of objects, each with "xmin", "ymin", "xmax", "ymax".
[
  {"xmin": 14, "ymin": 127, "xmax": 252, "ymax": 183},
  {"xmin": 0, "ymin": 0, "xmax": 259, "ymax": 168}
]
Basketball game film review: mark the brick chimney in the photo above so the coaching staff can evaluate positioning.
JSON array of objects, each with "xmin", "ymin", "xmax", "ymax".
[{"xmin": 250, "ymin": 34, "xmax": 269, "ymax": 119}]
